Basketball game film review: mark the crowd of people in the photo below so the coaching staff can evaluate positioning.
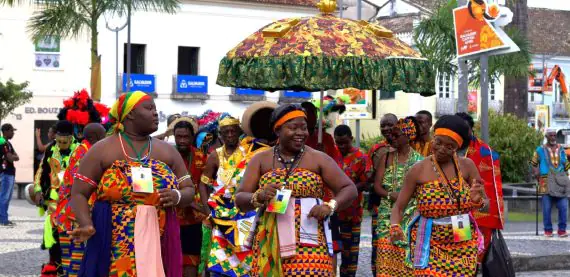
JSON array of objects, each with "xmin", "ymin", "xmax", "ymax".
[{"xmin": 0, "ymin": 89, "xmax": 523, "ymax": 277}]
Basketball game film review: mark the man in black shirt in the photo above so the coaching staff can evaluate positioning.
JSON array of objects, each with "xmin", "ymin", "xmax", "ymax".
[{"xmin": 0, "ymin": 123, "xmax": 18, "ymax": 227}]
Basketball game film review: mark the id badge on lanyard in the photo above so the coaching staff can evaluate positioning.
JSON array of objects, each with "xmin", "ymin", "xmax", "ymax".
[
  {"xmin": 131, "ymin": 166, "xmax": 154, "ymax": 193},
  {"xmin": 451, "ymin": 214, "xmax": 472, "ymax": 242},
  {"xmin": 267, "ymin": 188, "xmax": 292, "ymax": 214}
]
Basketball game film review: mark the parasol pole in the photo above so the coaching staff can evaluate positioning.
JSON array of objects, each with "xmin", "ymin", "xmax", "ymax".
[
  {"xmin": 355, "ymin": 0, "xmax": 362, "ymax": 148},
  {"xmin": 319, "ymin": 90, "xmax": 324, "ymax": 144}
]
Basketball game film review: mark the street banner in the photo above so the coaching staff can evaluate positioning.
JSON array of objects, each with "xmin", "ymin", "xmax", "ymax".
[
  {"xmin": 453, "ymin": 1, "xmax": 508, "ymax": 58},
  {"xmin": 468, "ymin": 90, "xmax": 478, "ymax": 117},
  {"xmin": 535, "ymin": 105, "xmax": 550, "ymax": 134}
]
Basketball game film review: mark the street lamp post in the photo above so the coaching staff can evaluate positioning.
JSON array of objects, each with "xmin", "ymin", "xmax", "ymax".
[
  {"xmin": 105, "ymin": 20, "xmax": 128, "ymax": 96},
  {"xmin": 126, "ymin": 0, "xmax": 132, "ymax": 92}
]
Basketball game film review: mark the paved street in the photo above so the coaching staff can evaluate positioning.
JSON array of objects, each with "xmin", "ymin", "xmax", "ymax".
[{"xmin": 1, "ymin": 198, "xmax": 570, "ymax": 276}]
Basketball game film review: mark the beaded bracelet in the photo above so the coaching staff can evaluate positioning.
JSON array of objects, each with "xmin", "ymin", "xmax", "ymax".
[
  {"xmin": 177, "ymin": 175, "xmax": 191, "ymax": 184},
  {"xmin": 251, "ymin": 189, "xmax": 264, "ymax": 208},
  {"xmin": 389, "ymin": 224, "xmax": 403, "ymax": 236}
]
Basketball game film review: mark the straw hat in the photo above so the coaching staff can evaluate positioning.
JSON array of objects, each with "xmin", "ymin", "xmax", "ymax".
[
  {"xmin": 169, "ymin": 116, "xmax": 199, "ymax": 135},
  {"xmin": 241, "ymin": 101, "xmax": 278, "ymax": 141}
]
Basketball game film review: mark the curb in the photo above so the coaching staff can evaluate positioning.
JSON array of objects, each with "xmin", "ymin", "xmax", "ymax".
[{"xmin": 513, "ymin": 254, "xmax": 570, "ymax": 272}]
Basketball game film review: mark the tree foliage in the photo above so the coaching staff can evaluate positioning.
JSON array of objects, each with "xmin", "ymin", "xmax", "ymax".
[
  {"xmin": 475, "ymin": 111, "xmax": 543, "ymax": 183},
  {"xmin": 413, "ymin": 0, "xmax": 532, "ymax": 84},
  {"xmin": 0, "ymin": 79, "xmax": 32, "ymax": 121}
]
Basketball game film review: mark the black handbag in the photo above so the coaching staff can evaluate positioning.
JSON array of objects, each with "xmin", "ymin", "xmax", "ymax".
[{"xmin": 482, "ymin": 230, "xmax": 516, "ymax": 277}]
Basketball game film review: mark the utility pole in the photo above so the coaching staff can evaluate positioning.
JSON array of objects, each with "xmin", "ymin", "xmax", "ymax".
[{"xmin": 456, "ymin": 0, "xmax": 468, "ymax": 113}]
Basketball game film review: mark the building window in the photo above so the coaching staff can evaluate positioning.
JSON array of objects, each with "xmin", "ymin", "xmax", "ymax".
[
  {"xmin": 379, "ymin": 90, "xmax": 395, "ymax": 100},
  {"xmin": 34, "ymin": 36, "xmax": 61, "ymax": 69},
  {"xmin": 437, "ymin": 73, "xmax": 451, "ymax": 98},
  {"xmin": 178, "ymin": 46, "xmax": 199, "ymax": 75},
  {"xmin": 490, "ymin": 81, "xmax": 496, "ymax": 101},
  {"xmin": 123, "ymin": 44, "xmax": 146, "ymax": 74},
  {"xmin": 530, "ymin": 92, "xmax": 535, "ymax": 103}
]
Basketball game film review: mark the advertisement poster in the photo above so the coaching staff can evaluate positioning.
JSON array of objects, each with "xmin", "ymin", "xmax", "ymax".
[
  {"xmin": 453, "ymin": 2, "xmax": 507, "ymax": 58},
  {"xmin": 535, "ymin": 105, "xmax": 550, "ymax": 134},
  {"xmin": 338, "ymin": 88, "xmax": 373, "ymax": 120},
  {"xmin": 468, "ymin": 90, "xmax": 478, "ymax": 116}
]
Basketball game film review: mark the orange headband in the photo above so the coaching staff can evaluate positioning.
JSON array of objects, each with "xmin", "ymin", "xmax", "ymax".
[
  {"xmin": 273, "ymin": 110, "xmax": 306, "ymax": 131},
  {"xmin": 434, "ymin": 128, "xmax": 463, "ymax": 147}
]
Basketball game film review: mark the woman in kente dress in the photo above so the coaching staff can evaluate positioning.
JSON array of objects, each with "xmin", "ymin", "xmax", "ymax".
[
  {"xmin": 389, "ymin": 115, "xmax": 488, "ymax": 277},
  {"xmin": 69, "ymin": 91, "xmax": 196, "ymax": 277},
  {"xmin": 236, "ymin": 104, "xmax": 357, "ymax": 277},
  {"xmin": 374, "ymin": 117, "xmax": 423, "ymax": 276}
]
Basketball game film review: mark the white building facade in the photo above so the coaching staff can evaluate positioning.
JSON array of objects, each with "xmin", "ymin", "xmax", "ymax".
[{"xmin": 0, "ymin": 0, "xmax": 317, "ymax": 183}]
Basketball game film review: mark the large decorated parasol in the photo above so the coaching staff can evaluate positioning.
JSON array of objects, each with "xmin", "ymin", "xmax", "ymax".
[{"xmin": 216, "ymin": 0, "xmax": 435, "ymax": 141}]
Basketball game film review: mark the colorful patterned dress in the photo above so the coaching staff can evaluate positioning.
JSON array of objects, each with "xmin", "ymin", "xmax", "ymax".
[
  {"xmin": 367, "ymin": 141, "xmax": 390, "ymax": 276},
  {"xmin": 464, "ymin": 137, "xmax": 504, "ymax": 261},
  {"xmin": 177, "ymin": 147, "xmax": 207, "ymax": 267},
  {"xmin": 376, "ymin": 150, "xmax": 423, "ymax": 277},
  {"xmin": 80, "ymin": 159, "xmax": 182, "ymax": 277},
  {"xmin": 338, "ymin": 147, "xmax": 370, "ymax": 277},
  {"xmin": 251, "ymin": 168, "xmax": 334, "ymax": 277},
  {"xmin": 54, "ymin": 141, "xmax": 95, "ymax": 277},
  {"xmin": 207, "ymin": 145, "xmax": 256, "ymax": 277},
  {"xmin": 408, "ymin": 177, "xmax": 482, "ymax": 277}
]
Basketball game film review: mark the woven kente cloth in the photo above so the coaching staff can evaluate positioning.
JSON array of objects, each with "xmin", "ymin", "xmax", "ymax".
[
  {"xmin": 412, "ymin": 140, "xmax": 432, "ymax": 158},
  {"xmin": 207, "ymin": 145, "xmax": 258, "ymax": 277},
  {"xmin": 409, "ymin": 178, "xmax": 480, "ymax": 277},
  {"xmin": 59, "ymin": 232, "xmax": 84, "ymax": 277},
  {"xmin": 376, "ymin": 150, "xmax": 422, "ymax": 277},
  {"xmin": 177, "ymin": 146, "xmax": 207, "ymax": 226},
  {"xmin": 251, "ymin": 168, "xmax": 333, "ymax": 277},
  {"xmin": 338, "ymin": 147, "xmax": 370, "ymax": 224},
  {"xmin": 93, "ymin": 159, "xmax": 179, "ymax": 277}
]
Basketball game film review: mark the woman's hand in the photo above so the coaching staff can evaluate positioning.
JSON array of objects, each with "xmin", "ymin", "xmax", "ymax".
[
  {"xmin": 35, "ymin": 128, "xmax": 41, "ymax": 138},
  {"xmin": 159, "ymin": 189, "xmax": 180, "ymax": 207},
  {"xmin": 469, "ymin": 179, "xmax": 485, "ymax": 204},
  {"xmin": 308, "ymin": 204, "xmax": 332, "ymax": 221},
  {"xmin": 389, "ymin": 225, "xmax": 404, "ymax": 243},
  {"xmin": 68, "ymin": 225, "xmax": 96, "ymax": 243},
  {"xmin": 258, "ymin": 183, "xmax": 281, "ymax": 203},
  {"xmin": 389, "ymin": 192, "xmax": 399, "ymax": 202}
]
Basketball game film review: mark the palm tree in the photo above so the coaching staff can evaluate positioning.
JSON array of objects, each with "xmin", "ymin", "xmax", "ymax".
[
  {"xmin": 414, "ymin": 0, "xmax": 531, "ymax": 115},
  {"xmin": 0, "ymin": 0, "xmax": 180, "ymax": 100}
]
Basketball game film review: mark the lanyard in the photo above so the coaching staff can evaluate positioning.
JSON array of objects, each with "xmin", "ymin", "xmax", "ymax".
[{"xmin": 121, "ymin": 133, "xmax": 150, "ymax": 162}]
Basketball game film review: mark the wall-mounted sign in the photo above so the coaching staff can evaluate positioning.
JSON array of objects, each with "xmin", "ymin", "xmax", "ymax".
[
  {"xmin": 35, "ymin": 36, "xmax": 60, "ymax": 53},
  {"xmin": 338, "ymin": 88, "xmax": 374, "ymax": 120},
  {"xmin": 283, "ymin": 90, "xmax": 311, "ymax": 98},
  {"xmin": 235, "ymin": 88, "xmax": 265, "ymax": 95},
  {"xmin": 122, "ymin": 74, "xmax": 156, "ymax": 93},
  {"xmin": 176, "ymin": 75, "xmax": 208, "ymax": 94}
]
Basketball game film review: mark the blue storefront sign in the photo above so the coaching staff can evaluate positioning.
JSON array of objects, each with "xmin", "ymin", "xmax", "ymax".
[
  {"xmin": 176, "ymin": 75, "xmax": 208, "ymax": 94},
  {"xmin": 235, "ymin": 88, "xmax": 265, "ymax": 95},
  {"xmin": 283, "ymin": 90, "xmax": 312, "ymax": 98},
  {"xmin": 122, "ymin": 74, "xmax": 156, "ymax": 93}
]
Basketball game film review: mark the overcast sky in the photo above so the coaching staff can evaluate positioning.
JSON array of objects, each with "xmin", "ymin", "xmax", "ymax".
[{"xmin": 524, "ymin": 0, "xmax": 570, "ymax": 10}]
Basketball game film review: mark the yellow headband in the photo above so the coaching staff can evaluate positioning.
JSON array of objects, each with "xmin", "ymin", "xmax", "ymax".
[
  {"xmin": 434, "ymin": 128, "xmax": 464, "ymax": 147},
  {"xmin": 273, "ymin": 110, "xmax": 307, "ymax": 131},
  {"xmin": 219, "ymin": 117, "xmax": 240, "ymax": 128}
]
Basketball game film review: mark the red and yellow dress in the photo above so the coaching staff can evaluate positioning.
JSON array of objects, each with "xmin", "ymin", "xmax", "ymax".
[
  {"xmin": 337, "ymin": 147, "xmax": 370, "ymax": 276},
  {"xmin": 251, "ymin": 168, "xmax": 334, "ymax": 277},
  {"xmin": 54, "ymin": 141, "xmax": 95, "ymax": 277},
  {"xmin": 408, "ymin": 176, "xmax": 483, "ymax": 277},
  {"xmin": 465, "ymin": 137, "xmax": 504, "ymax": 261},
  {"xmin": 80, "ymin": 159, "xmax": 182, "ymax": 277},
  {"xmin": 177, "ymin": 146, "xmax": 207, "ymax": 267}
]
